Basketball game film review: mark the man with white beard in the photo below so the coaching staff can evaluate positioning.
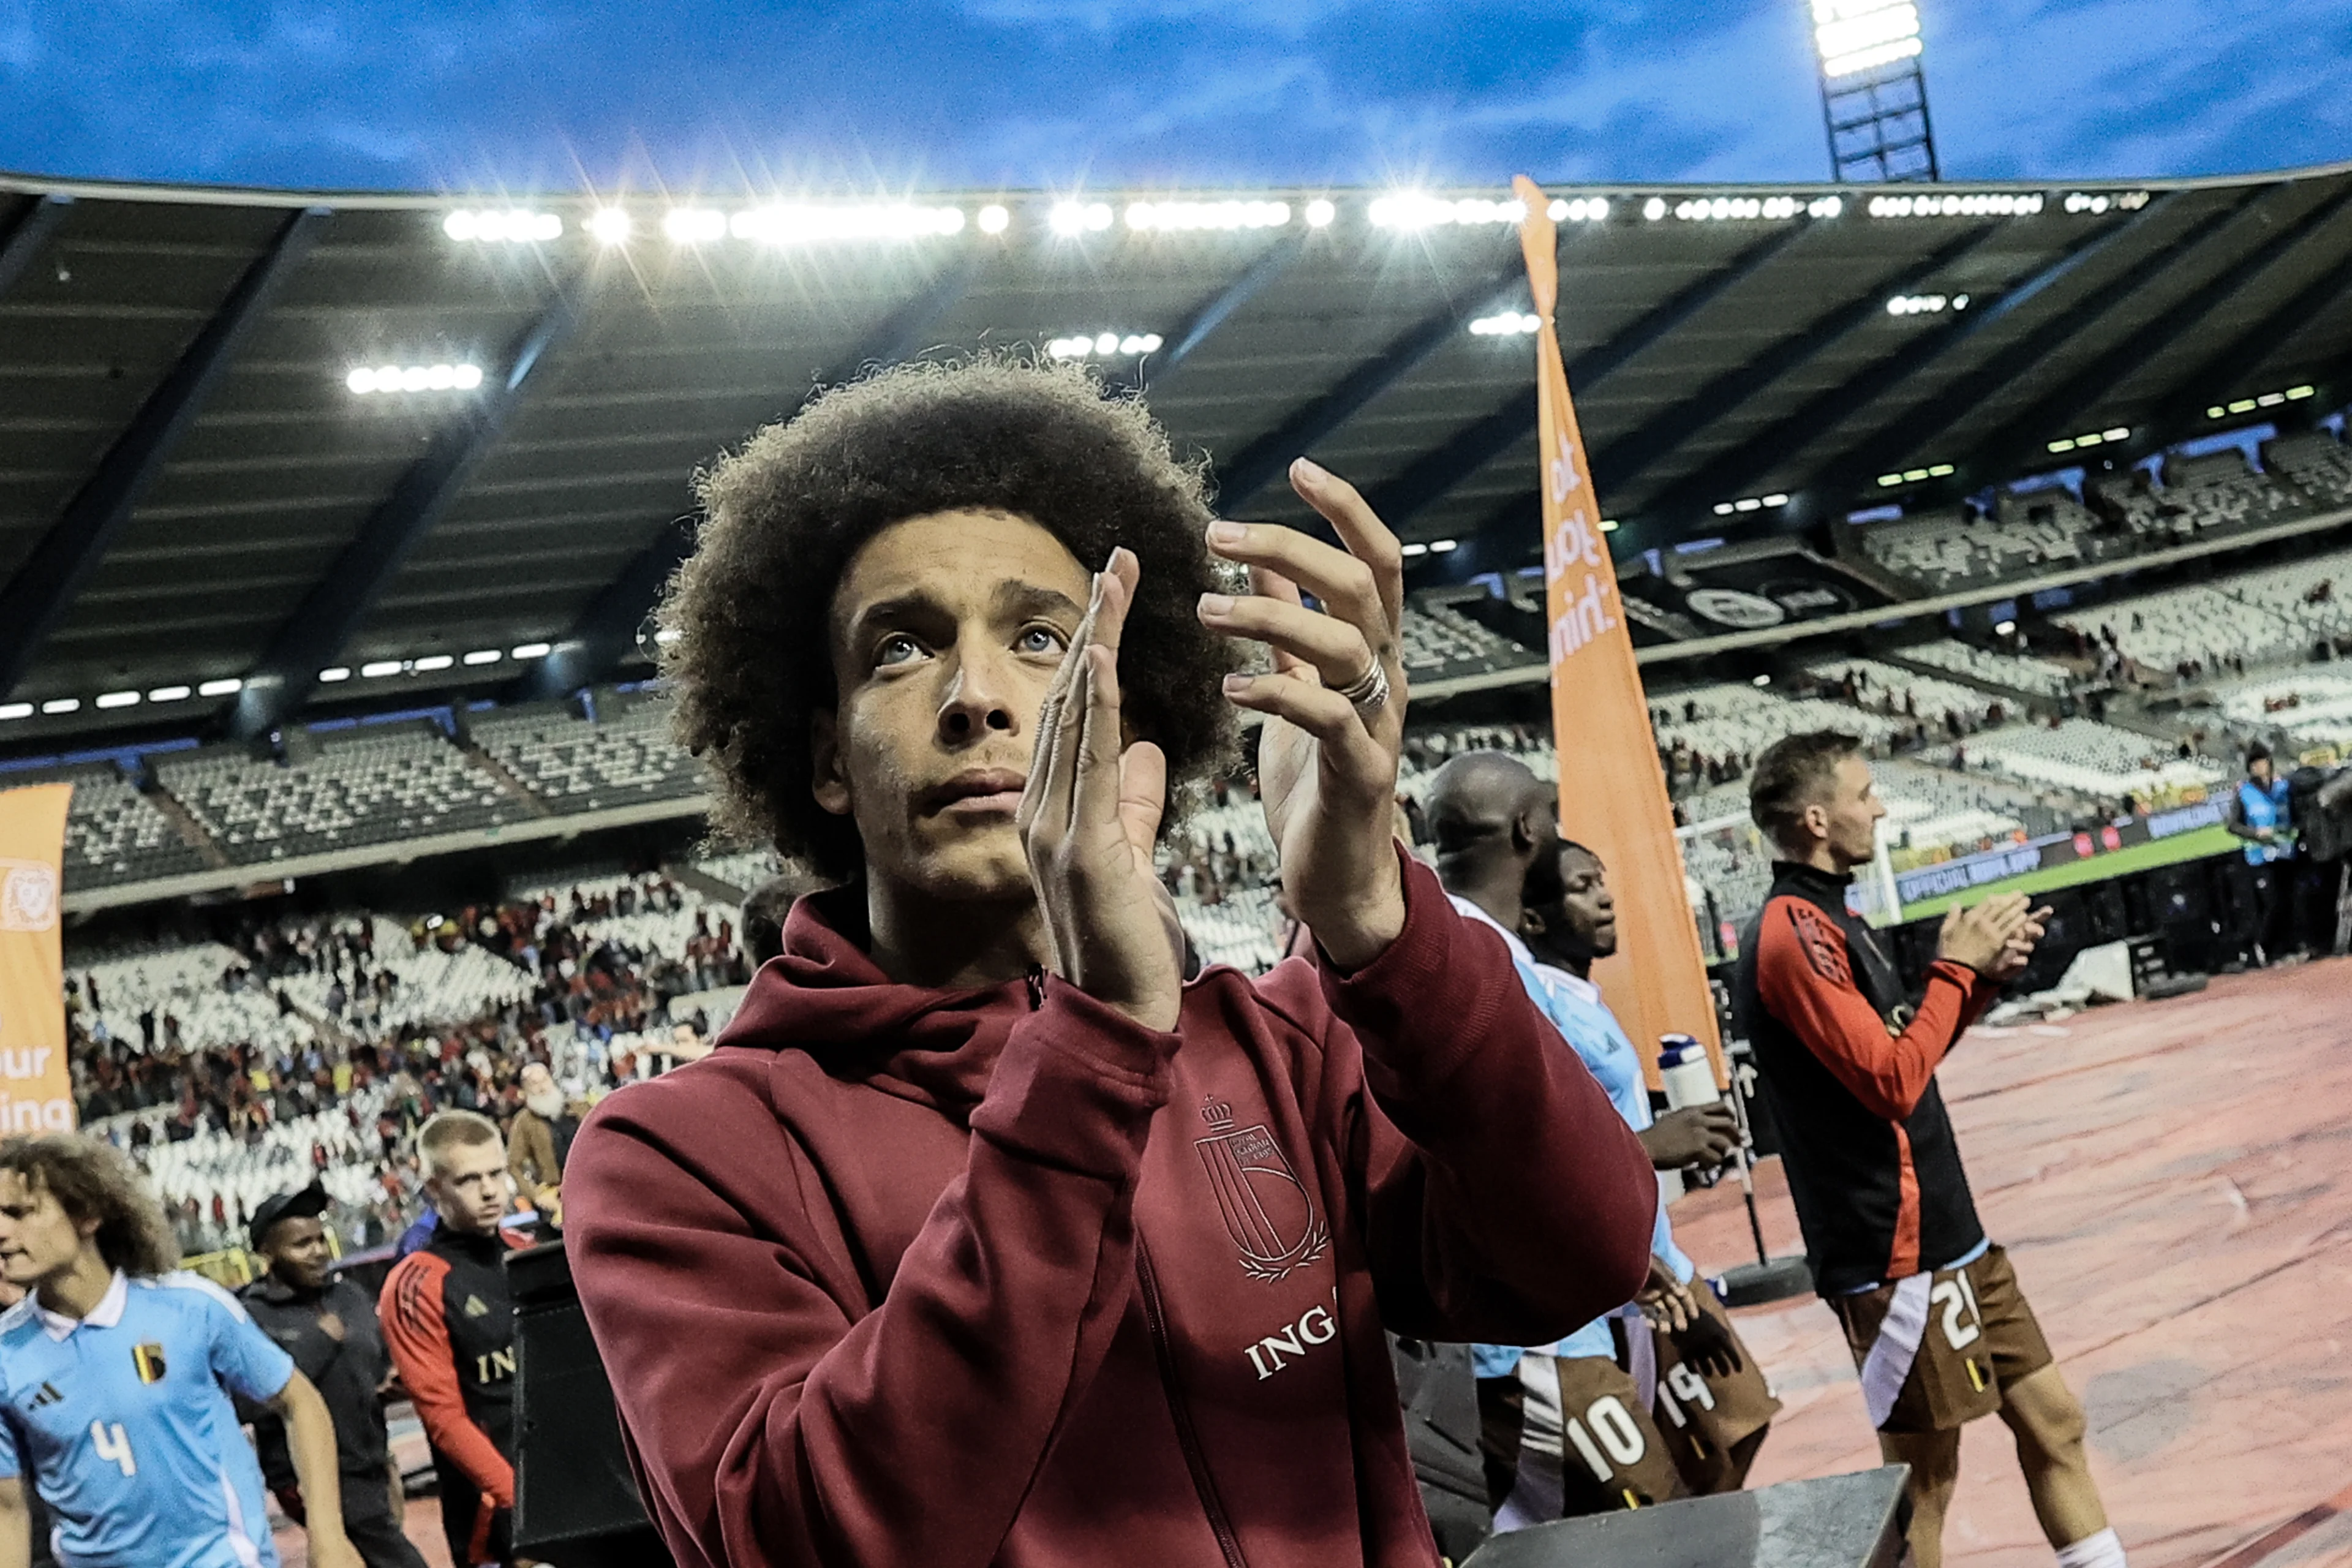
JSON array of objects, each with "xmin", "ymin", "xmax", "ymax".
[{"xmin": 506, "ymin": 1063, "xmax": 582, "ymax": 1226}]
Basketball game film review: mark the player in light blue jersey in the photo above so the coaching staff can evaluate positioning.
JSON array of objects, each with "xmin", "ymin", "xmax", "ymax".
[
  {"xmin": 0, "ymin": 1135, "xmax": 361, "ymax": 1568},
  {"xmin": 1425, "ymin": 753, "xmax": 1773, "ymax": 1525}
]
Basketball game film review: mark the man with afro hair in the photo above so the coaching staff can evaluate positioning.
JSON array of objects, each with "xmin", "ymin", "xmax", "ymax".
[{"xmin": 564, "ymin": 358, "xmax": 1656, "ymax": 1568}]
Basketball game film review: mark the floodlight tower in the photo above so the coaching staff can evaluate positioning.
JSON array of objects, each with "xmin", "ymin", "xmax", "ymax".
[{"xmin": 1811, "ymin": 0, "xmax": 1940, "ymax": 182}]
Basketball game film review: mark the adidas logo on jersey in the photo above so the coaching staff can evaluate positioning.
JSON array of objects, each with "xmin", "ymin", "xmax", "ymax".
[
  {"xmin": 132, "ymin": 1343, "xmax": 167, "ymax": 1384},
  {"xmin": 28, "ymin": 1381, "xmax": 61, "ymax": 1408},
  {"xmin": 462, "ymin": 1294, "xmax": 490, "ymax": 1318}
]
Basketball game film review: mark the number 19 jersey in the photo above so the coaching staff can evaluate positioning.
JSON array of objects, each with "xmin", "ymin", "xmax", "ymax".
[{"xmin": 0, "ymin": 1270, "xmax": 294, "ymax": 1568}]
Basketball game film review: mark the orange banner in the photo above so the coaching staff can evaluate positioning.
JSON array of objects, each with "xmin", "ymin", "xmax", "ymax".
[
  {"xmin": 1514, "ymin": 176, "xmax": 1724, "ymax": 1087},
  {"xmin": 0, "ymin": 785, "xmax": 75, "ymax": 1133}
]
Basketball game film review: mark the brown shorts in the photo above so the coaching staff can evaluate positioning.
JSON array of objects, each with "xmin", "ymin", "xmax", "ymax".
[
  {"xmin": 1632, "ymin": 1287, "xmax": 1781, "ymax": 1493},
  {"xmin": 1830, "ymin": 1243, "xmax": 2054, "ymax": 1434},
  {"xmin": 1477, "ymin": 1350, "xmax": 1687, "ymax": 1521}
]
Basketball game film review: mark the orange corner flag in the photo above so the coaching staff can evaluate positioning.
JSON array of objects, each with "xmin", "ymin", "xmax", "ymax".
[
  {"xmin": 1513, "ymin": 175, "xmax": 1724, "ymax": 1087},
  {"xmin": 0, "ymin": 784, "xmax": 75, "ymax": 1132}
]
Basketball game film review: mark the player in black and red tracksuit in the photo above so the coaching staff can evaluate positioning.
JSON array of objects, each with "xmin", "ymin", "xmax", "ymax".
[
  {"xmin": 1733, "ymin": 731, "xmax": 2127, "ymax": 1568},
  {"xmin": 380, "ymin": 1112, "xmax": 526, "ymax": 1568}
]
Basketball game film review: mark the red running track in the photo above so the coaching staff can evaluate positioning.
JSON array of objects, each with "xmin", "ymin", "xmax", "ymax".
[
  {"xmin": 278, "ymin": 954, "xmax": 2352, "ymax": 1568},
  {"xmin": 1673, "ymin": 956, "xmax": 2352, "ymax": 1568}
]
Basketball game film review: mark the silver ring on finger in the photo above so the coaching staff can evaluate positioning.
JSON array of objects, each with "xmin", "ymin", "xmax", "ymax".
[{"xmin": 1334, "ymin": 658, "xmax": 1390, "ymax": 715}]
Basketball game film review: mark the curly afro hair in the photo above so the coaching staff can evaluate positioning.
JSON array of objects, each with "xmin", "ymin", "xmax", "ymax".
[
  {"xmin": 0, "ymin": 1135, "xmax": 179, "ymax": 1279},
  {"xmin": 662, "ymin": 358, "xmax": 1243, "ymax": 880}
]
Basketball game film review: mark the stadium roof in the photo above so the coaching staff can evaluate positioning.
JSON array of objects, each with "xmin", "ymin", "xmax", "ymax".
[{"xmin": 4, "ymin": 162, "xmax": 2352, "ymax": 747}]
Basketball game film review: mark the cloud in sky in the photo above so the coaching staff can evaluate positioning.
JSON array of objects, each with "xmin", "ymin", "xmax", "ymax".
[{"xmin": 0, "ymin": 0, "xmax": 2345, "ymax": 194}]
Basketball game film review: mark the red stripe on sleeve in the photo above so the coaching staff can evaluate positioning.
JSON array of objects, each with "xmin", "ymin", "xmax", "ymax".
[
  {"xmin": 379, "ymin": 1252, "xmax": 514, "ymax": 1508},
  {"xmin": 1754, "ymin": 897, "xmax": 1977, "ymax": 1123}
]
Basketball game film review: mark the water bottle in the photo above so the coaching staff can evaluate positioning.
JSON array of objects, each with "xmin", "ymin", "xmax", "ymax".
[{"xmin": 1658, "ymin": 1033, "xmax": 1721, "ymax": 1109}]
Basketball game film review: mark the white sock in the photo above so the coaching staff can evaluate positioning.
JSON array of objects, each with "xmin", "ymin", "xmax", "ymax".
[{"xmin": 2055, "ymin": 1526, "xmax": 2126, "ymax": 1568}]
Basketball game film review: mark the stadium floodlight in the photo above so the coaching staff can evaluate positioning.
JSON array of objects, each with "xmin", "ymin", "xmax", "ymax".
[
  {"xmin": 348, "ymin": 363, "xmax": 483, "ymax": 396},
  {"xmin": 511, "ymin": 642, "xmax": 553, "ymax": 658},
  {"xmin": 359, "ymin": 660, "xmax": 402, "ymax": 679},
  {"xmin": 1468, "ymin": 312, "xmax": 1542, "ymax": 337},
  {"xmin": 1368, "ymin": 194, "xmax": 1525, "ymax": 230},
  {"xmin": 197, "ymin": 677, "xmax": 242, "ymax": 697},
  {"xmin": 1887, "ymin": 292, "xmax": 1967, "ymax": 314},
  {"xmin": 317, "ymin": 668, "xmax": 351, "ymax": 683},
  {"xmin": 2207, "ymin": 385, "xmax": 2317, "ymax": 419},
  {"xmin": 1811, "ymin": 0, "xmax": 1939, "ymax": 181},
  {"xmin": 1599, "ymin": 518, "xmax": 1621, "ymax": 532},
  {"xmin": 1049, "ymin": 201, "xmax": 1114, "ymax": 235},
  {"xmin": 443, "ymin": 209, "xmax": 563, "ymax": 243},
  {"xmin": 2063, "ymin": 190, "xmax": 2149, "ymax": 216},
  {"xmin": 663, "ymin": 207, "xmax": 728, "ymax": 244},
  {"xmin": 1752, "ymin": 673, "xmax": 1774, "ymax": 687},
  {"xmin": 730, "ymin": 203, "xmax": 966, "ymax": 243},
  {"xmin": 462, "ymin": 649, "xmax": 502, "ymax": 665},
  {"xmin": 1304, "ymin": 198, "xmax": 1337, "ymax": 228},
  {"xmin": 1877, "ymin": 463, "xmax": 1956, "ymax": 486},
  {"xmin": 39, "ymin": 698, "xmax": 77, "ymax": 715},
  {"xmin": 413, "ymin": 654, "xmax": 454, "ymax": 672},
  {"xmin": 977, "ymin": 203, "xmax": 1011, "ymax": 234},
  {"xmin": 1046, "ymin": 332, "xmax": 1163, "ymax": 360},
  {"xmin": 94, "ymin": 691, "xmax": 139, "ymax": 709},
  {"xmin": 1994, "ymin": 619, "xmax": 2017, "ymax": 635},
  {"xmin": 0, "ymin": 704, "xmax": 27, "ymax": 720},
  {"xmin": 1428, "ymin": 539, "xmax": 1459, "ymax": 552},
  {"xmin": 1400, "ymin": 542, "xmax": 1429, "ymax": 558},
  {"xmin": 1125, "ymin": 199, "xmax": 1289, "ymax": 232},
  {"xmin": 148, "ymin": 685, "xmax": 192, "ymax": 702},
  {"xmin": 1869, "ymin": 192, "xmax": 2042, "ymax": 219},
  {"xmin": 1714, "ymin": 492, "xmax": 1793, "ymax": 515},
  {"xmin": 2046, "ymin": 426, "xmax": 2129, "ymax": 454},
  {"xmin": 1672, "ymin": 195, "xmax": 1811, "ymax": 222},
  {"xmin": 1545, "ymin": 197, "xmax": 1611, "ymax": 223},
  {"xmin": 586, "ymin": 208, "xmax": 633, "ymax": 246},
  {"xmin": 1812, "ymin": 0, "xmax": 1921, "ymax": 79}
]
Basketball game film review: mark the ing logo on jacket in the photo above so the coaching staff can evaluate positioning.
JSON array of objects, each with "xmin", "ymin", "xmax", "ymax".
[{"xmin": 1196, "ymin": 1096, "xmax": 1328, "ymax": 1282}]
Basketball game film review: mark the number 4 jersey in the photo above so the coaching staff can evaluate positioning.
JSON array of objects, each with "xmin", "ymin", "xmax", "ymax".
[{"xmin": 0, "ymin": 1269, "xmax": 294, "ymax": 1568}]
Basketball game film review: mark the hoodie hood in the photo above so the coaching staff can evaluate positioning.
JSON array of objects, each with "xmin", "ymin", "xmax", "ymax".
[{"xmin": 715, "ymin": 882, "xmax": 1030, "ymax": 1118}]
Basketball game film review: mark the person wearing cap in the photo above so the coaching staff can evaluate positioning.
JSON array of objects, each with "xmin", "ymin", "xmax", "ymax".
[{"xmin": 242, "ymin": 1186, "xmax": 429, "ymax": 1568}]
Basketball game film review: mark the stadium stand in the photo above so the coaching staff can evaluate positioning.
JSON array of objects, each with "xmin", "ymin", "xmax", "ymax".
[
  {"xmin": 2054, "ymin": 584, "xmax": 2311, "ymax": 678},
  {"xmin": 1944, "ymin": 717, "xmax": 2225, "ymax": 802},
  {"xmin": 2209, "ymin": 669, "xmax": 2352, "ymax": 751},
  {"xmin": 2088, "ymin": 450, "xmax": 2305, "ymax": 544},
  {"xmin": 2264, "ymin": 429, "xmax": 2352, "ymax": 507},
  {"xmin": 2207, "ymin": 550, "xmax": 2352, "ymax": 646},
  {"xmin": 156, "ymin": 723, "xmax": 529, "ymax": 864},
  {"xmin": 31, "ymin": 763, "xmax": 215, "ymax": 889},
  {"xmin": 70, "ymin": 871, "xmax": 755, "ymax": 1253},
  {"xmin": 1853, "ymin": 490, "xmax": 2116, "ymax": 591},
  {"xmin": 472, "ymin": 695, "xmax": 704, "ymax": 813},
  {"xmin": 1896, "ymin": 638, "xmax": 2081, "ymax": 699},
  {"xmin": 1398, "ymin": 603, "xmax": 1545, "ymax": 684},
  {"xmin": 1802, "ymin": 658, "xmax": 2020, "ymax": 731}
]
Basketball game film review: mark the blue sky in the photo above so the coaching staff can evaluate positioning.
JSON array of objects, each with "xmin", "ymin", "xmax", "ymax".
[{"xmin": 3, "ymin": 0, "xmax": 2348, "ymax": 194}]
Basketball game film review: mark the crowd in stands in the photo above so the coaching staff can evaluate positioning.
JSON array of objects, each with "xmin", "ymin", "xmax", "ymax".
[{"xmin": 67, "ymin": 870, "xmax": 755, "ymax": 1255}]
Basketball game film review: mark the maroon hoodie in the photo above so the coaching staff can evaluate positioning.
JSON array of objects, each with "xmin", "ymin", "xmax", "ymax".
[{"xmin": 564, "ymin": 854, "xmax": 1655, "ymax": 1568}]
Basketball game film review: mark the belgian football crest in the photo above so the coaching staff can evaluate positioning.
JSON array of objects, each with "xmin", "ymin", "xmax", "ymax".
[
  {"xmin": 1194, "ymin": 1096, "xmax": 1327, "ymax": 1282},
  {"xmin": 131, "ymin": 1343, "xmax": 167, "ymax": 1384}
]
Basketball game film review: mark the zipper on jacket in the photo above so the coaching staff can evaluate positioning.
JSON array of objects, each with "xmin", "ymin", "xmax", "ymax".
[{"xmin": 1135, "ymin": 1239, "xmax": 1250, "ymax": 1568}]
